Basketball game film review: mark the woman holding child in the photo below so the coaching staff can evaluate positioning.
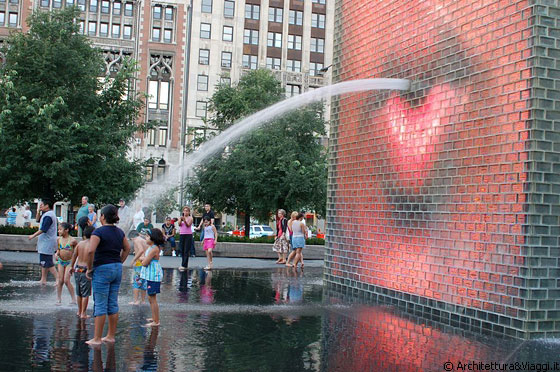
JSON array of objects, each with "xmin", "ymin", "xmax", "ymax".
[{"xmin": 85, "ymin": 204, "xmax": 130, "ymax": 346}]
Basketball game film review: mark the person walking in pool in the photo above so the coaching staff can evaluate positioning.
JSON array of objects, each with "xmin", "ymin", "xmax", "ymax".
[
  {"xmin": 85, "ymin": 204, "xmax": 131, "ymax": 346},
  {"xmin": 141, "ymin": 229, "xmax": 165, "ymax": 327},
  {"xmin": 71, "ymin": 225, "xmax": 95, "ymax": 318},
  {"xmin": 28, "ymin": 199, "xmax": 58, "ymax": 285},
  {"xmin": 55, "ymin": 222, "xmax": 78, "ymax": 305},
  {"xmin": 289, "ymin": 212, "xmax": 307, "ymax": 269},
  {"xmin": 202, "ymin": 217, "xmax": 217, "ymax": 270}
]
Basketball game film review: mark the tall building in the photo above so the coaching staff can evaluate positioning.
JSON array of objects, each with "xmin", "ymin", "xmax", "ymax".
[{"xmin": 0, "ymin": 0, "xmax": 334, "ymax": 190}]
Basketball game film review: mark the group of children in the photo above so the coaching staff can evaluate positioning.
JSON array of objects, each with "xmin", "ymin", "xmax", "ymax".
[{"xmin": 52, "ymin": 222, "xmax": 166, "ymax": 327}]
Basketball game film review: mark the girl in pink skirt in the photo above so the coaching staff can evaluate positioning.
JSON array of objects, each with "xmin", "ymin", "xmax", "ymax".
[{"xmin": 202, "ymin": 217, "xmax": 217, "ymax": 270}]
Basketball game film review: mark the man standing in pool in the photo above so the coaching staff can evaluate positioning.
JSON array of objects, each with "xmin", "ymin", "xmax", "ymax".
[{"xmin": 28, "ymin": 199, "xmax": 58, "ymax": 284}]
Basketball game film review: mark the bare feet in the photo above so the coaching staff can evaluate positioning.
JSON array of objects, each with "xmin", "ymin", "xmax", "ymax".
[
  {"xmin": 80, "ymin": 314, "xmax": 90, "ymax": 319},
  {"xmin": 285, "ymin": 263, "xmax": 293, "ymax": 267},
  {"xmin": 39, "ymin": 280, "xmax": 47, "ymax": 285},
  {"xmin": 70, "ymin": 301, "xmax": 77, "ymax": 305},
  {"xmin": 101, "ymin": 336, "xmax": 115, "ymax": 343},
  {"xmin": 55, "ymin": 301, "xmax": 62, "ymax": 306},
  {"xmin": 86, "ymin": 338, "xmax": 103, "ymax": 346}
]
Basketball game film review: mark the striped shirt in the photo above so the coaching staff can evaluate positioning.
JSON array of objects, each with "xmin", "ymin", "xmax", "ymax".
[{"xmin": 140, "ymin": 245, "xmax": 163, "ymax": 282}]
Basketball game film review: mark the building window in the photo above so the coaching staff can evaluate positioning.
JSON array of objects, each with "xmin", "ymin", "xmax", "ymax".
[
  {"xmin": 0, "ymin": 12, "xmax": 4, "ymax": 26},
  {"xmin": 199, "ymin": 49, "xmax": 210, "ymax": 65},
  {"xmin": 158, "ymin": 128, "xmax": 167, "ymax": 147},
  {"xmin": 101, "ymin": 0, "xmax": 110, "ymax": 14},
  {"xmin": 312, "ymin": 0, "xmax": 326, "ymax": 4},
  {"xmin": 165, "ymin": 7, "xmax": 173, "ymax": 20},
  {"xmin": 286, "ymin": 84, "xmax": 301, "ymax": 97},
  {"xmin": 309, "ymin": 62, "xmax": 324, "ymax": 76},
  {"xmin": 99, "ymin": 23, "xmax": 108, "ymax": 37},
  {"xmin": 9, "ymin": 0, "xmax": 18, "ymax": 3},
  {"xmin": 310, "ymin": 38, "xmax": 325, "ymax": 53},
  {"xmin": 222, "ymin": 25, "xmax": 233, "ymax": 42},
  {"xmin": 221, "ymin": 51, "xmax": 232, "ymax": 68},
  {"xmin": 89, "ymin": 0, "xmax": 98, "ymax": 12},
  {"xmin": 242, "ymin": 54, "xmax": 257, "ymax": 70},
  {"xmin": 311, "ymin": 13, "xmax": 325, "ymax": 29},
  {"xmin": 245, "ymin": 4, "xmax": 259, "ymax": 20},
  {"xmin": 289, "ymin": 10, "xmax": 303, "ymax": 25},
  {"xmin": 200, "ymin": 23, "xmax": 211, "ymax": 39},
  {"xmin": 243, "ymin": 29, "xmax": 258, "ymax": 45},
  {"xmin": 196, "ymin": 101, "xmax": 207, "ymax": 118},
  {"xmin": 268, "ymin": 7, "xmax": 283, "ymax": 23},
  {"xmin": 53, "ymin": 0, "xmax": 62, "ymax": 8},
  {"xmin": 147, "ymin": 129, "xmax": 156, "ymax": 147},
  {"xmin": 287, "ymin": 59, "xmax": 301, "ymax": 72},
  {"xmin": 78, "ymin": 20, "xmax": 85, "ymax": 34},
  {"xmin": 267, "ymin": 32, "xmax": 282, "ymax": 48},
  {"xmin": 113, "ymin": 2, "xmax": 121, "ymax": 15},
  {"xmin": 288, "ymin": 35, "xmax": 302, "ymax": 50},
  {"xmin": 152, "ymin": 27, "xmax": 161, "ymax": 41},
  {"xmin": 124, "ymin": 2, "xmax": 133, "ymax": 16},
  {"xmin": 40, "ymin": 0, "xmax": 48, "ymax": 7},
  {"xmin": 164, "ymin": 29, "xmax": 172, "ymax": 43},
  {"xmin": 197, "ymin": 75, "xmax": 208, "ymax": 91},
  {"xmin": 88, "ymin": 21, "xmax": 97, "ymax": 36},
  {"xmin": 148, "ymin": 80, "xmax": 170, "ymax": 110},
  {"xmin": 201, "ymin": 0, "xmax": 212, "ymax": 13},
  {"xmin": 66, "ymin": 0, "xmax": 74, "ymax": 7},
  {"xmin": 224, "ymin": 0, "xmax": 234, "ymax": 18},
  {"xmin": 220, "ymin": 76, "xmax": 231, "ymax": 86},
  {"xmin": 78, "ymin": 0, "xmax": 85, "ymax": 10},
  {"xmin": 123, "ymin": 25, "xmax": 132, "ymax": 39},
  {"xmin": 266, "ymin": 57, "xmax": 281, "ymax": 70},
  {"xmin": 153, "ymin": 6, "xmax": 162, "ymax": 20},
  {"xmin": 112, "ymin": 24, "xmax": 120, "ymax": 38}
]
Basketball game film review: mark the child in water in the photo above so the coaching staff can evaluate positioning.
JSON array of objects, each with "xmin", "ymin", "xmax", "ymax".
[
  {"xmin": 130, "ymin": 234, "xmax": 147, "ymax": 305},
  {"xmin": 71, "ymin": 225, "xmax": 95, "ymax": 318},
  {"xmin": 202, "ymin": 217, "xmax": 217, "ymax": 270},
  {"xmin": 141, "ymin": 229, "xmax": 165, "ymax": 327},
  {"xmin": 55, "ymin": 222, "xmax": 77, "ymax": 305}
]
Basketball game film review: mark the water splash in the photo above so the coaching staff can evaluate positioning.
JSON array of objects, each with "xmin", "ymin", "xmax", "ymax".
[{"xmin": 138, "ymin": 78, "xmax": 410, "ymax": 206}]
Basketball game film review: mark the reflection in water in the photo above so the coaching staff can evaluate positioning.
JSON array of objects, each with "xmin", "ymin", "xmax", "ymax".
[
  {"xmin": 140, "ymin": 327, "xmax": 159, "ymax": 372},
  {"xmin": 92, "ymin": 342, "xmax": 116, "ymax": 372},
  {"xmin": 70, "ymin": 319, "xmax": 90, "ymax": 372},
  {"xmin": 2, "ymin": 264, "xmax": 557, "ymax": 371},
  {"xmin": 33, "ymin": 316, "xmax": 52, "ymax": 364}
]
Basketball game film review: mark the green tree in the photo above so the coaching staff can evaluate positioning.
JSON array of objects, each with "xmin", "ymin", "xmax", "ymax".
[
  {"xmin": 187, "ymin": 70, "xmax": 327, "ymax": 234},
  {"xmin": 0, "ymin": 7, "xmax": 146, "ymax": 207}
]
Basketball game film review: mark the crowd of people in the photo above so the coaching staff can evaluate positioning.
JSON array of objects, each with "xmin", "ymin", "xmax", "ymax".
[
  {"xmin": 22, "ymin": 197, "xmax": 220, "ymax": 347},
  {"xmin": 3, "ymin": 196, "xmax": 311, "ymax": 349}
]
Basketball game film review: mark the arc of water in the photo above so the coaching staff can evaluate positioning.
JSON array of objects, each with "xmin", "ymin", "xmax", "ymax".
[{"xmin": 140, "ymin": 78, "xmax": 411, "ymax": 204}]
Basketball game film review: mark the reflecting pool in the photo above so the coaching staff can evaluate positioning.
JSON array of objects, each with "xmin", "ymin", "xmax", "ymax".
[{"xmin": 0, "ymin": 264, "xmax": 558, "ymax": 371}]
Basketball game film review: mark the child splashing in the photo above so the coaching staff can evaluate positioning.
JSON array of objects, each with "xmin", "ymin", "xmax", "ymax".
[
  {"xmin": 141, "ymin": 229, "xmax": 165, "ymax": 327},
  {"xmin": 55, "ymin": 222, "xmax": 77, "ymax": 305}
]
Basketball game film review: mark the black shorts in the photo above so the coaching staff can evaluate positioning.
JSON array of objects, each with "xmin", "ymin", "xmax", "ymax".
[
  {"xmin": 147, "ymin": 280, "xmax": 161, "ymax": 296},
  {"xmin": 39, "ymin": 254, "xmax": 54, "ymax": 268},
  {"xmin": 75, "ymin": 271, "xmax": 91, "ymax": 297}
]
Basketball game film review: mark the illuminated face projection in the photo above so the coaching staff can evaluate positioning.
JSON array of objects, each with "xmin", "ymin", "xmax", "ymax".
[{"xmin": 328, "ymin": 0, "xmax": 530, "ymax": 317}]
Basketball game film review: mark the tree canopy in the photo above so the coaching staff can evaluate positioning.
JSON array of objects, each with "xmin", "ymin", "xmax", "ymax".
[
  {"xmin": 0, "ymin": 7, "xmax": 146, "ymax": 206},
  {"xmin": 187, "ymin": 70, "xmax": 327, "ymax": 231}
]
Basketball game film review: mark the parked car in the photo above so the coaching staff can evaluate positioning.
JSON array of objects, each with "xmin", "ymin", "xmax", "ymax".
[{"xmin": 227, "ymin": 225, "xmax": 274, "ymax": 238}]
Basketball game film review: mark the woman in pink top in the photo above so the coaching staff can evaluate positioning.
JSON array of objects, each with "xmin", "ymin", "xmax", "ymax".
[{"xmin": 178, "ymin": 206, "xmax": 194, "ymax": 271}]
